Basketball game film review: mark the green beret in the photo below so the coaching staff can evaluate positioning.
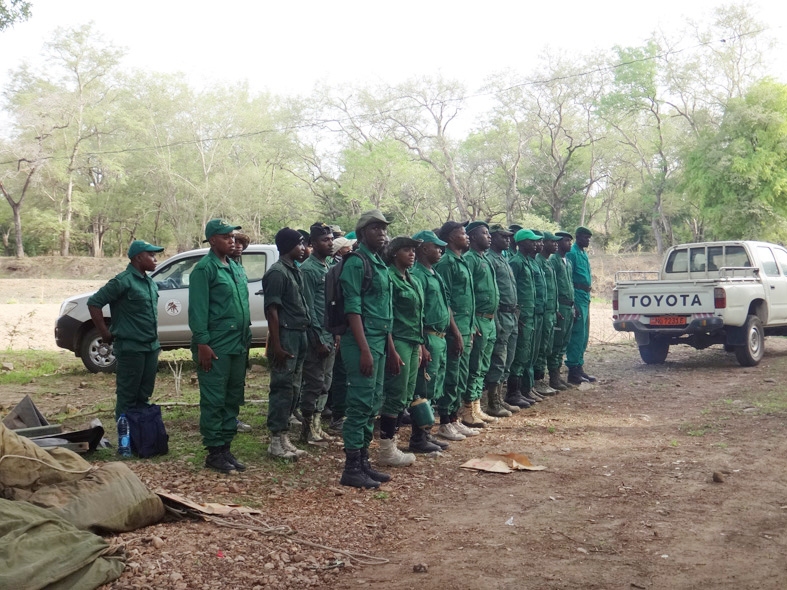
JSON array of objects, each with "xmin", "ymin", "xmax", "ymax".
[
  {"xmin": 345, "ymin": 231, "xmax": 356, "ymax": 239},
  {"xmin": 542, "ymin": 231, "xmax": 561, "ymax": 241},
  {"xmin": 514, "ymin": 229, "xmax": 539, "ymax": 242},
  {"xmin": 576, "ymin": 226, "xmax": 593, "ymax": 236},
  {"xmin": 530, "ymin": 229, "xmax": 544, "ymax": 237},
  {"xmin": 388, "ymin": 235, "xmax": 423, "ymax": 254},
  {"xmin": 508, "ymin": 224, "xmax": 523, "ymax": 233},
  {"xmin": 555, "ymin": 231, "xmax": 573, "ymax": 240},
  {"xmin": 466, "ymin": 220, "xmax": 489, "ymax": 234},
  {"xmin": 412, "ymin": 230, "xmax": 447, "ymax": 246},
  {"xmin": 204, "ymin": 218, "xmax": 241, "ymax": 242},
  {"xmin": 128, "ymin": 240, "xmax": 164, "ymax": 259},
  {"xmin": 355, "ymin": 210, "xmax": 389, "ymax": 233},
  {"xmin": 489, "ymin": 223, "xmax": 513, "ymax": 236}
]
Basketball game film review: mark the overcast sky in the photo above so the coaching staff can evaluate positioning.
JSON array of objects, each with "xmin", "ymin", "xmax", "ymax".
[{"xmin": 0, "ymin": 0, "xmax": 785, "ymax": 130}]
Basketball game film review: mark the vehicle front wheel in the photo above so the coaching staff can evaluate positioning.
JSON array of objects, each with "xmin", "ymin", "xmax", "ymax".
[
  {"xmin": 639, "ymin": 338, "xmax": 669, "ymax": 364},
  {"xmin": 735, "ymin": 314, "xmax": 764, "ymax": 367},
  {"xmin": 80, "ymin": 326, "xmax": 117, "ymax": 373}
]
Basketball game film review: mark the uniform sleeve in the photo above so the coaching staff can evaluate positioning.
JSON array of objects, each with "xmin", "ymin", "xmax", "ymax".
[
  {"xmin": 300, "ymin": 266, "xmax": 321, "ymax": 333},
  {"xmin": 434, "ymin": 259, "xmax": 454, "ymax": 308},
  {"xmin": 87, "ymin": 276, "xmax": 125, "ymax": 308},
  {"xmin": 188, "ymin": 265, "xmax": 212, "ymax": 346},
  {"xmin": 340, "ymin": 255, "xmax": 364, "ymax": 315},
  {"xmin": 262, "ymin": 269, "xmax": 286, "ymax": 310}
]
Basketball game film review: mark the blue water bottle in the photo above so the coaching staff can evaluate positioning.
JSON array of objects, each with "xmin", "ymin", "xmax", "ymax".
[{"xmin": 117, "ymin": 414, "xmax": 131, "ymax": 457}]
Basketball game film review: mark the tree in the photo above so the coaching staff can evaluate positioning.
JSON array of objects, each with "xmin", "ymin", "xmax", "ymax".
[{"xmin": 0, "ymin": 0, "xmax": 31, "ymax": 31}]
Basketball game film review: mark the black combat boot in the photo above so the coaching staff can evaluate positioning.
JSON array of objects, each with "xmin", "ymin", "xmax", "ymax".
[
  {"xmin": 222, "ymin": 443, "xmax": 246, "ymax": 471},
  {"xmin": 567, "ymin": 365, "xmax": 587, "ymax": 385},
  {"xmin": 408, "ymin": 426, "xmax": 442, "ymax": 453},
  {"xmin": 425, "ymin": 427, "xmax": 449, "ymax": 450},
  {"xmin": 359, "ymin": 447, "xmax": 391, "ymax": 483},
  {"xmin": 340, "ymin": 449, "xmax": 380, "ymax": 489},
  {"xmin": 205, "ymin": 446, "xmax": 236, "ymax": 474},
  {"xmin": 580, "ymin": 367, "xmax": 597, "ymax": 382},
  {"xmin": 549, "ymin": 368, "xmax": 567, "ymax": 391},
  {"xmin": 505, "ymin": 376, "xmax": 531, "ymax": 408}
]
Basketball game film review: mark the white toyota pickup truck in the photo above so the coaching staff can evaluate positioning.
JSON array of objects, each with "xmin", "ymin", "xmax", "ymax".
[{"xmin": 612, "ymin": 241, "xmax": 787, "ymax": 366}]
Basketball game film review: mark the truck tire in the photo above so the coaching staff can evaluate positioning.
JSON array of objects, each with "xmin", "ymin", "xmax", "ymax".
[
  {"xmin": 735, "ymin": 314, "xmax": 764, "ymax": 367},
  {"xmin": 639, "ymin": 338, "xmax": 669, "ymax": 364},
  {"xmin": 80, "ymin": 326, "xmax": 117, "ymax": 373}
]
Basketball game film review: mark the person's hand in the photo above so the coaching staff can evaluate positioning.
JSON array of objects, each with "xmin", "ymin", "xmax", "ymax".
[
  {"xmin": 573, "ymin": 307, "xmax": 579, "ymax": 319},
  {"xmin": 272, "ymin": 344, "xmax": 294, "ymax": 369},
  {"xmin": 99, "ymin": 330, "xmax": 113, "ymax": 345},
  {"xmin": 359, "ymin": 348, "xmax": 374, "ymax": 376},
  {"xmin": 557, "ymin": 311, "xmax": 564, "ymax": 321},
  {"xmin": 317, "ymin": 342, "xmax": 332, "ymax": 359},
  {"xmin": 452, "ymin": 332, "xmax": 464, "ymax": 357},
  {"xmin": 198, "ymin": 344, "xmax": 218, "ymax": 372},
  {"xmin": 420, "ymin": 344, "xmax": 431, "ymax": 367},
  {"xmin": 387, "ymin": 349, "xmax": 404, "ymax": 375}
]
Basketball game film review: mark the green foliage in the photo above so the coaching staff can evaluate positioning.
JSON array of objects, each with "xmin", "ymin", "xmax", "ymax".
[{"xmin": 0, "ymin": 0, "xmax": 31, "ymax": 32}]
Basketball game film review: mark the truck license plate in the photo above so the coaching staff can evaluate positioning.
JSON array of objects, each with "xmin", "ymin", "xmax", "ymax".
[{"xmin": 650, "ymin": 316, "xmax": 687, "ymax": 326}]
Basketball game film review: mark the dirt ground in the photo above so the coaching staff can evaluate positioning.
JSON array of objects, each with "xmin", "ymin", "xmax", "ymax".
[{"xmin": 2, "ymin": 257, "xmax": 787, "ymax": 590}]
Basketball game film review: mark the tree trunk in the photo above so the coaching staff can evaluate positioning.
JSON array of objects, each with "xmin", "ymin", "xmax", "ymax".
[
  {"xmin": 651, "ymin": 216, "xmax": 664, "ymax": 255},
  {"xmin": 60, "ymin": 175, "xmax": 74, "ymax": 256}
]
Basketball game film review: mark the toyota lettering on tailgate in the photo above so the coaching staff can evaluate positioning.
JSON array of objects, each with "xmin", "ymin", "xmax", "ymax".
[{"xmin": 629, "ymin": 294, "xmax": 703, "ymax": 308}]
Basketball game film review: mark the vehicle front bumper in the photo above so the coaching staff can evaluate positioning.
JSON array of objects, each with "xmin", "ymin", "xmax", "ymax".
[{"xmin": 54, "ymin": 315, "xmax": 82, "ymax": 353}]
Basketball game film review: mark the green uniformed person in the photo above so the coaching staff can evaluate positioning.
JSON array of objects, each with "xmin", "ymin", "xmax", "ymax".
[
  {"xmin": 299, "ymin": 223, "xmax": 337, "ymax": 445},
  {"xmin": 88, "ymin": 240, "xmax": 164, "ymax": 425},
  {"xmin": 566, "ymin": 226, "xmax": 597, "ymax": 384},
  {"xmin": 411, "ymin": 230, "xmax": 454, "ymax": 447},
  {"xmin": 380, "ymin": 236, "xmax": 430, "ymax": 464},
  {"xmin": 230, "ymin": 233, "xmax": 253, "ymax": 434},
  {"xmin": 339, "ymin": 210, "xmax": 393, "ymax": 489},
  {"xmin": 522, "ymin": 231, "xmax": 547, "ymax": 404},
  {"xmin": 189, "ymin": 219, "xmax": 251, "ymax": 474},
  {"xmin": 533, "ymin": 232, "xmax": 562, "ymax": 396},
  {"xmin": 462, "ymin": 221, "xmax": 500, "ymax": 426},
  {"xmin": 507, "ymin": 224, "xmax": 523, "ymax": 257},
  {"xmin": 548, "ymin": 231, "xmax": 575, "ymax": 390},
  {"xmin": 434, "ymin": 220, "xmax": 480, "ymax": 439},
  {"xmin": 484, "ymin": 224, "xmax": 520, "ymax": 417},
  {"xmin": 507, "ymin": 229, "xmax": 539, "ymax": 409},
  {"xmin": 262, "ymin": 228, "xmax": 311, "ymax": 461}
]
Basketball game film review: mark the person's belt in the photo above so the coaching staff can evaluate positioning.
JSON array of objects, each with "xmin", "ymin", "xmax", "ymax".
[
  {"xmin": 498, "ymin": 304, "xmax": 519, "ymax": 313},
  {"xmin": 475, "ymin": 312, "xmax": 495, "ymax": 319},
  {"xmin": 574, "ymin": 284, "xmax": 591, "ymax": 292},
  {"xmin": 558, "ymin": 297, "xmax": 574, "ymax": 306},
  {"xmin": 425, "ymin": 330, "xmax": 446, "ymax": 338}
]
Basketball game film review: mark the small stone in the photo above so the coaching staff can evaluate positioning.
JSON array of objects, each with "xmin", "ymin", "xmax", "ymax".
[
  {"xmin": 578, "ymin": 382, "xmax": 592, "ymax": 391},
  {"xmin": 743, "ymin": 407, "xmax": 757, "ymax": 413},
  {"xmin": 413, "ymin": 563, "xmax": 428, "ymax": 573},
  {"xmin": 228, "ymin": 484, "xmax": 241, "ymax": 494},
  {"xmin": 151, "ymin": 536, "xmax": 165, "ymax": 549},
  {"xmin": 577, "ymin": 547, "xmax": 588, "ymax": 554},
  {"xmin": 712, "ymin": 472, "xmax": 725, "ymax": 483},
  {"xmin": 264, "ymin": 562, "xmax": 275, "ymax": 570},
  {"xmin": 1, "ymin": 362, "xmax": 13, "ymax": 371},
  {"xmin": 78, "ymin": 381, "xmax": 88, "ymax": 388},
  {"xmin": 763, "ymin": 378, "xmax": 776, "ymax": 383},
  {"xmin": 170, "ymin": 572, "xmax": 183, "ymax": 582}
]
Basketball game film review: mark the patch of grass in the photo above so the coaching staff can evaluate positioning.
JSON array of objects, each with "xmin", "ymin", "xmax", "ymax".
[
  {"xmin": 0, "ymin": 350, "xmax": 86, "ymax": 385},
  {"xmin": 547, "ymin": 426, "xmax": 556, "ymax": 434},
  {"xmin": 712, "ymin": 442, "xmax": 728, "ymax": 448},
  {"xmin": 752, "ymin": 389, "xmax": 787, "ymax": 415},
  {"xmin": 681, "ymin": 422, "xmax": 716, "ymax": 437},
  {"xmin": 372, "ymin": 491, "xmax": 389, "ymax": 500},
  {"xmin": 669, "ymin": 439, "xmax": 679, "ymax": 447}
]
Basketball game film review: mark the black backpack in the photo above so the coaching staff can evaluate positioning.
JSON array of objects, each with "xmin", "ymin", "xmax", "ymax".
[
  {"xmin": 324, "ymin": 251, "xmax": 373, "ymax": 335},
  {"xmin": 125, "ymin": 404, "xmax": 169, "ymax": 458}
]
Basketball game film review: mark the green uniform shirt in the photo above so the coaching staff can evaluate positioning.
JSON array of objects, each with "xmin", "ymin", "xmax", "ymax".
[
  {"xmin": 537, "ymin": 253, "xmax": 557, "ymax": 313},
  {"xmin": 550, "ymin": 253, "xmax": 574, "ymax": 304},
  {"xmin": 529, "ymin": 255, "xmax": 546, "ymax": 313},
  {"xmin": 434, "ymin": 248, "xmax": 476, "ymax": 335},
  {"xmin": 340, "ymin": 243, "xmax": 393, "ymax": 335},
  {"xmin": 87, "ymin": 263, "xmax": 160, "ymax": 354},
  {"xmin": 464, "ymin": 249, "xmax": 499, "ymax": 315},
  {"xmin": 566, "ymin": 243, "xmax": 591, "ymax": 297},
  {"xmin": 410, "ymin": 262, "xmax": 451, "ymax": 333},
  {"xmin": 262, "ymin": 258, "xmax": 311, "ymax": 330},
  {"xmin": 300, "ymin": 254, "xmax": 333, "ymax": 346},
  {"xmin": 388, "ymin": 266, "xmax": 424, "ymax": 345},
  {"xmin": 188, "ymin": 251, "xmax": 251, "ymax": 354},
  {"xmin": 509, "ymin": 252, "xmax": 535, "ymax": 317},
  {"xmin": 488, "ymin": 249, "xmax": 517, "ymax": 307}
]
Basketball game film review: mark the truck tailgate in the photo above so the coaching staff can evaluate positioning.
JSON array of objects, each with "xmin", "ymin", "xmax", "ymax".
[{"xmin": 617, "ymin": 282, "xmax": 716, "ymax": 315}]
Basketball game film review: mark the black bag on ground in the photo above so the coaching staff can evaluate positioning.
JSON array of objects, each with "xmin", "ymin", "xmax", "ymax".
[
  {"xmin": 125, "ymin": 405, "xmax": 168, "ymax": 458},
  {"xmin": 324, "ymin": 251, "xmax": 373, "ymax": 335}
]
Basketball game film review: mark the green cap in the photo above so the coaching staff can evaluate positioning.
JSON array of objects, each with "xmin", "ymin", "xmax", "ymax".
[
  {"xmin": 345, "ymin": 231, "xmax": 356, "ymax": 240},
  {"xmin": 355, "ymin": 210, "xmax": 390, "ymax": 233},
  {"xmin": 297, "ymin": 229, "xmax": 310, "ymax": 244},
  {"xmin": 466, "ymin": 220, "xmax": 489, "ymax": 234},
  {"xmin": 127, "ymin": 240, "xmax": 164, "ymax": 259},
  {"xmin": 508, "ymin": 224, "xmax": 523, "ymax": 234},
  {"xmin": 388, "ymin": 235, "xmax": 423, "ymax": 254},
  {"xmin": 204, "ymin": 218, "xmax": 241, "ymax": 242},
  {"xmin": 542, "ymin": 231, "xmax": 561, "ymax": 241},
  {"xmin": 555, "ymin": 231, "xmax": 573, "ymax": 240},
  {"xmin": 514, "ymin": 229, "xmax": 539, "ymax": 242},
  {"xmin": 576, "ymin": 226, "xmax": 593, "ymax": 236},
  {"xmin": 489, "ymin": 223, "xmax": 513, "ymax": 236},
  {"xmin": 412, "ymin": 230, "xmax": 447, "ymax": 246}
]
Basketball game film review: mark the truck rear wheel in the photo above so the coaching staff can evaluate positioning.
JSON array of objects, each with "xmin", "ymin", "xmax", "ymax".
[
  {"xmin": 735, "ymin": 314, "xmax": 764, "ymax": 367},
  {"xmin": 80, "ymin": 326, "xmax": 117, "ymax": 373},
  {"xmin": 639, "ymin": 338, "xmax": 669, "ymax": 364}
]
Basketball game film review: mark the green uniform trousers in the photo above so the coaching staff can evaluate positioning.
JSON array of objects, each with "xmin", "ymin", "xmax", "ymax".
[
  {"xmin": 198, "ymin": 352, "xmax": 247, "ymax": 447},
  {"xmin": 382, "ymin": 339, "xmax": 420, "ymax": 417},
  {"xmin": 341, "ymin": 332, "xmax": 386, "ymax": 450},
  {"xmin": 566, "ymin": 299, "xmax": 590, "ymax": 368},
  {"xmin": 486, "ymin": 310, "xmax": 518, "ymax": 385},
  {"xmin": 535, "ymin": 311, "xmax": 556, "ymax": 378},
  {"xmin": 440, "ymin": 332, "xmax": 472, "ymax": 416},
  {"xmin": 548, "ymin": 304, "xmax": 575, "ymax": 371},
  {"xmin": 114, "ymin": 348, "xmax": 159, "ymax": 420},
  {"xmin": 511, "ymin": 317, "xmax": 535, "ymax": 384},
  {"xmin": 466, "ymin": 315, "xmax": 496, "ymax": 402},
  {"xmin": 330, "ymin": 348, "xmax": 347, "ymax": 418},
  {"xmin": 300, "ymin": 345, "xmax": 335, "ymax": 416},
  {"xmin": 415, "ymin": 332, "xmax": 447, "ymax": 402},
  {"xmin": 527, "ymin": 314, "xmax": 544, "ymax": 388},
  {"xmin": 267, "ymin": 328, "xmax": 307, "ymax": 433}
]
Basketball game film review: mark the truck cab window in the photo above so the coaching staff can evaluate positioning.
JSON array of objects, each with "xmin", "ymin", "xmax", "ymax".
[
  {"xmin": 238, "ymin": 252, "xmax": 268, "ymax": 282},
  {"xmin": 666, "ymin": 249, "xmax": 688, "ymax": 273},
  {"xmin": 690, "ymin": 248, "xmax": 706, "ymax": 272},
  {"xmin": 774, "ymin": 248, "xmax": 787, "ymax": 275},
  {"xmin": 725, "ymin": 246, "xmax": 751, "ymax": 268},
  {"xmin": 707, "ymin": 246, "xmax": 723, "ymax": 271},
  {"xmin": 757, "ymin": 246, "xmax": 780, "ymax": 277}
]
